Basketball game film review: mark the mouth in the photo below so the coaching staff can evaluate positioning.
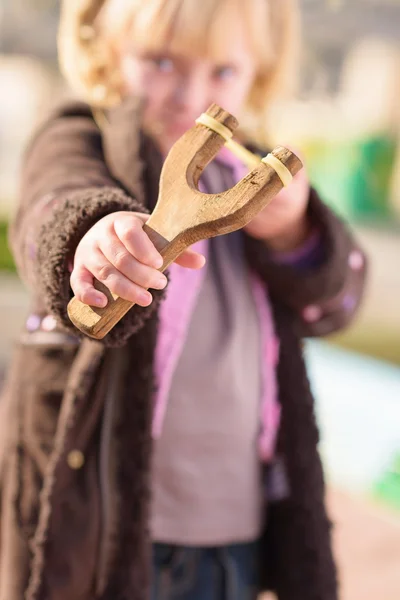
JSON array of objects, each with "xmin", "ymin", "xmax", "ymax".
[{"xmin": 167, "ymin": 121, "xmax": 195, "ymax": 133}]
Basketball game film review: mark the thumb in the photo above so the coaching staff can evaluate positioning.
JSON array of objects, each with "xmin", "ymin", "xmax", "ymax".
[{"xmin": 174, "ymin": 248, "xmax": 206, "ymax": 269}]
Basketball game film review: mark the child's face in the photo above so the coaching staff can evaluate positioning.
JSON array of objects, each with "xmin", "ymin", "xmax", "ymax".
[{"xmin": 118, "ymin": 15, "xmax": 257, "ymax": 154}]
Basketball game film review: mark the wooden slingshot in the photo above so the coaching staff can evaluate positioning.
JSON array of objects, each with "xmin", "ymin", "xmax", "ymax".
[{"xmin": 67, "ymin": 104, "xmax": 303, "ymax": 339}]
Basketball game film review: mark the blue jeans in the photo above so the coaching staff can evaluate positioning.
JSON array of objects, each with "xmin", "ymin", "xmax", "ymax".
[{"xmin": 151, "ymin": 541, "xmax": 259, "ymax": 600}]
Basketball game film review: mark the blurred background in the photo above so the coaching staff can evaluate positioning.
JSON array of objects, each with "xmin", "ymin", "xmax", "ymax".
[{"xmin": 0, "ymin": 1, "xmax": 399, "ymax": 598}]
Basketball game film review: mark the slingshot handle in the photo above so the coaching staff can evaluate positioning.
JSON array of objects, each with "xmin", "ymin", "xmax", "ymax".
[{"xmin": 67, "ymin": 222, "xmax": 180, "ymax": 340}]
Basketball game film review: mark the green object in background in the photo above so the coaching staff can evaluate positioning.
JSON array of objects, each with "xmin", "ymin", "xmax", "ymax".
[
  {"xmin": 305, "ymin": 135, "xmax": 397, "ymax": 223},
  {"xmin": 0, "ymin": 221, "xmax": 16, "ymax": 272},
  {"xmin": 373, "ymin": 453, "xmax": 400, "ymax": 512}
]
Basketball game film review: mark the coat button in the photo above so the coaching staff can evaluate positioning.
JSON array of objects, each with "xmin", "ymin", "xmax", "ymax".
[
  {"xmin": 67, "ymin": 450, "xmax": 85, "ymax": 470},
  {"xmin": 302, "ymin": 305, "xmax": 323, "ymax": 322},
  {"xmin": 41, "ymin": 315, "xmax": 57, "ymax": 331},
  {"xmin": 348, "ymin": 250, "xmax": 364, "ymax": 271}
]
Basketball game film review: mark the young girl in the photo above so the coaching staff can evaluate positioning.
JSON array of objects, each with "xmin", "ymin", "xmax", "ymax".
[{"xmin": 0, "ymin": 1, "xmax": 366, "ymax": 599}]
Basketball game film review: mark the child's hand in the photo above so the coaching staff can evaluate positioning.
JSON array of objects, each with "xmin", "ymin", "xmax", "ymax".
[
  {"xmin": 71, "ymin": 212, "xmax": 205, "ymax": 308},
  {"xmin": 244, "ymin": 169, "xmax": 311, "ymax": 252}
]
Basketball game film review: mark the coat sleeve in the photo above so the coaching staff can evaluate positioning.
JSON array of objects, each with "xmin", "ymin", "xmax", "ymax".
[
  {"xmin": 9, "ymin": 101, "xmax": 162, "ymax": 347},
  {"xmin": 243, "ymin": 187, "xmax": 368, "ymax": 337}
]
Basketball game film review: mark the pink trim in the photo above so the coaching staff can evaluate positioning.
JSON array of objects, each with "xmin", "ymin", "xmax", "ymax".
[
  {"xmin": 250, "ymin": 274, "xmax": 281, "ymax": 461},
  {"xmin": 152, "ymin": 239, "xmax": 209, "ymax": 438},
  {"xmin": 152, "ymin": 177, "xmax": 211, "ymax": 438}
]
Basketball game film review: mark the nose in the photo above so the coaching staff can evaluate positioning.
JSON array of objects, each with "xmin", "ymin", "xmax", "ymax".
[{"xmin": 172, "ymin": 72, "xmax": 210, "ymax": 116}]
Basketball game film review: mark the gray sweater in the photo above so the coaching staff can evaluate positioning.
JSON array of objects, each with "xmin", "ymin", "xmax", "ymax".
[{"xmin": 151, "ymin": 161, "xmax": 263, "ymax": 545}]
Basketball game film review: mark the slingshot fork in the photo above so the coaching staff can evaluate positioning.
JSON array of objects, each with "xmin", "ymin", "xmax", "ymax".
[{"xmin": 67, "ymin": 103, "xmax": 303, "ymax": 339}]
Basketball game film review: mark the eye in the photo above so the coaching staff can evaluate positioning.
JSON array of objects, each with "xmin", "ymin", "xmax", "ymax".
[
  {"xmin": 214, "ymin": 65, "xmax": 237, "ymax": 81},
  {"xmin": 151, "ymin": 56, "xmax": 175, "ymax": 73}
]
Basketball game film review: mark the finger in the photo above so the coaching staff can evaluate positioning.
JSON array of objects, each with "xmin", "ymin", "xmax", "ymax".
[
  {"xmin": 174, "ymin": 248, "xmax": 206, "ymax": 269},
  {"xmin": 85, "ymin": 249, "xmax": 153, "ymax": 306},
  {"xmin": 131, "ymin": 212, "xmax": 152, "ymax": 224},
  {"xmin": 70, "ymin": 265, "xmax": 109, "ymax": 308},
  {"xmin": 98, "ymin": 237, "xmax": 167, "ymax": 291},
  {"xmin": 114, "ymin": 214, "xmax": 163, "ymax": 268}
]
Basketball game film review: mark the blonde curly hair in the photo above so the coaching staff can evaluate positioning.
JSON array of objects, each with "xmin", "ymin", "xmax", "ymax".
[{"xmin": 58, "ymin": 0, "xmax": 301, "ymax": 144}]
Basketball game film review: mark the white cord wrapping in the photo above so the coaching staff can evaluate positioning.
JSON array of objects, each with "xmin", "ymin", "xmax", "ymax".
[
  {"xmin": 195, "ymin": 112, "xmax": 234, "ymax": 141},
  {"xmin": 261, "ymin": 153, "xmax": 293, "ymax": 187}
]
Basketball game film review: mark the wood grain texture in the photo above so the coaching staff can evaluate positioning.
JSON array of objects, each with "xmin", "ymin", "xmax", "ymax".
[
  {"xmin": 67, "ymin": 225, "xmax": 175, "ymax": 339},
  {"xmin": 67, "ymin": 104, "xmax": 302, "ymax": 339}
]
